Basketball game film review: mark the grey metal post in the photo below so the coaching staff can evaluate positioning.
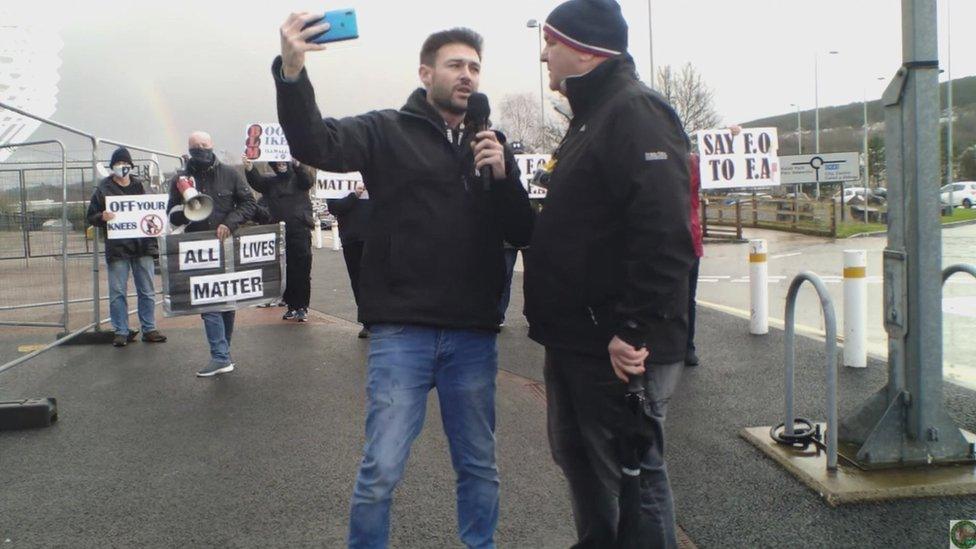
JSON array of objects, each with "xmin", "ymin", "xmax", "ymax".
[
  {"xmin": 58, "ymin": 141, "xmax": 69, "ymax": 332},
  {"xmin": 91, "ymin": 137, "xmax": 102, "ymax": 330},
  {"xmin": 946, "ymin": 0, "xmax": 954, "ymax": 213},
  {"xmin": 18, "ymin": 170, "xmax": 30, "ymax": 264},
  {"xmin": 647, "ymin": 0, "xmax": 654, "ymax": 90},
  {"xmin": 837, "ymin": 0, "xmax": 973, "ymax": 468}
]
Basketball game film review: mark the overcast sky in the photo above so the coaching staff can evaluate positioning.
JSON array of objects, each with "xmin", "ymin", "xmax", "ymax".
[{"xmin": 9, "ymin": 0, "xmax": 975, "ymax": 161}]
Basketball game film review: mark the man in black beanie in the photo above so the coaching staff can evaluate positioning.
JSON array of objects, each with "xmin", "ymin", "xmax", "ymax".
[
  {"xmin": 524, "ymin": 1, "xmax": 694, "ymax": 547},
  {"xmin": 86, "ymin": 147, "xmax": 168, "ymax": 347}
]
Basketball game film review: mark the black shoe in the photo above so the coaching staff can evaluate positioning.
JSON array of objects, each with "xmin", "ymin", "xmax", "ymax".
[
  {"xmin": 295, "ymin": 308, "xmax": 308, "ymax": 322},
  {"xmin": 141, "ymin": 330, "xmax": 167, "ymax": 343},
  {"xmin": 113, "ymin": 334, "xmax": 128, "ymax": 347},
  {"xmin": 282, "ymin": 309, "xmax": 297, "ymax": 320},
  {"xmin": 358, "ymin": 326, "xmax": 369, "ymax": 339},
  {"xmin": 685, "ymin": 351, "xmax": 700, "ymax": 367},
  {"xmin": 126, "ymin": 330, "xmax": 140, "ymax": 342}
]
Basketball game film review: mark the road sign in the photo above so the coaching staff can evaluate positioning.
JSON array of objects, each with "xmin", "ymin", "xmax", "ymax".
[{"xmin": 779, "ymin": 152, "xmax": 861, "ymax": 184}]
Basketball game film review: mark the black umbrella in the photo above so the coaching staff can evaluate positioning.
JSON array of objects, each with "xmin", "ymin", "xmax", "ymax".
[{"xmin": 616, "ymin": 374, "xmax": 655, "ymax": 548}]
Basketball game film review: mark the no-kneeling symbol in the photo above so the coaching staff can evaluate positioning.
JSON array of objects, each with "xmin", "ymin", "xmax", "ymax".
[{"xmin": 141, "ymin": 214, "xmax": 164, "ymax": 237}]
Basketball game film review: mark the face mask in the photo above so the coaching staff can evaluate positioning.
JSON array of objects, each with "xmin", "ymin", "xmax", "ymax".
[
  {"xmin": 187, "ymin": 147, "xmax": 216, "ymax": 170},
  {"xmin": 112, "ymin": 164, "xmax": 132, "ymax": 178}
]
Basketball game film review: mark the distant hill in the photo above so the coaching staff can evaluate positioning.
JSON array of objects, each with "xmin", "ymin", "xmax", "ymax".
[{"xmin": 742, "ymin": 76, "xmax": 976, "ymax": 163}]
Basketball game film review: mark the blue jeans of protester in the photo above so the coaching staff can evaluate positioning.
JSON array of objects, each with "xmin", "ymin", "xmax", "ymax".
[
  {"xmin": 107, "ymin": 256, "xmax": 157, "ymax": 337},
  {"xmin": 201, "ymin": 311, "xmax": 236, "ymax": 364},
  {"xmin": 348, "ymin": 324, "xmax": 499, "ymax": 549},
  {"xmin": 545, "ymin": 348, "xmax": 683, "ymax": 549}
]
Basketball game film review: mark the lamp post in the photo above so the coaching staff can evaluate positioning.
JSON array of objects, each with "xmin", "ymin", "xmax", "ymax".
[
  {"xmin": 790, "ymin": 103, "xmax": 802, "ymax": 154},
  {"xmin": 647, "ymin": 0, "xmax": 654, "ymax": 89},
  {"xmin": 526, "ymin": 19, "xmax": 546, "ymax": 151},
  {"xmin": 814, "ymin": 50, "xmax": 839, "ymax": 198},
  {"xmin": 946, "ymin": 0, "xmax": 954, "ymax": 214}
]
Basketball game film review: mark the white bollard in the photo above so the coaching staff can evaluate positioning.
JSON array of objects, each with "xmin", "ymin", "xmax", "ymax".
[
  {"xmin": 314, "ymin": 221, "xmax": 323, "ymax": 249},
  {"xmin": 331, "ymin": 220, "xmax": 342, "ymax": 251},
  {"xmin": 843, "ymin": 250, "xmax": 868, "ymax": 368},
  {"xmin": 749, "ymin": 239, "xmax": 769, "ymax": 335}
]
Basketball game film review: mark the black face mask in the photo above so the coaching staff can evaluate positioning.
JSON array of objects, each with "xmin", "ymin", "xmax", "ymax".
[
  {"xmin": 187, "ymin": 147, "xmax": 216, "ymax": 171},
  {"xmin": 274, "ymin": 163, "xmax": 290, "ymax": 178}
]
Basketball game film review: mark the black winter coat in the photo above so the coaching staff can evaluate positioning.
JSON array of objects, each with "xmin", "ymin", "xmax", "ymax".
[
  {"xmin": 245, "ymin": 165, "xmax": 314, "ymax": 236},
  {"xmin": 326, "ymin": 192, "xmax": 372, "ymax": 245},
  {"xmin": 273, "ymin": 56, "xmax": 533, "ymax": 331},
  {"xmin": 86, "ymin": 176, "xmax": 159, "ymax": 262},
  {"xmin": 524, "ymin": 55, "xmax": 695, "ymax": 363},
  {"xmin": 166, "ymin": 161, "xmax": 255, "ymax": 234}
]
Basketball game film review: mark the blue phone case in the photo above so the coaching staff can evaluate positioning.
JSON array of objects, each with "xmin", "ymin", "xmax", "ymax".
[{"xmin": 306, "ymin": 9, "xmax": 359, "ymax": 44}]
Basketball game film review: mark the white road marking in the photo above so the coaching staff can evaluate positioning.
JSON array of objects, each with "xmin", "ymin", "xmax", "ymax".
[{"xmin": 770, "ymin": 252, "xmax": 803, "ymax": 260}]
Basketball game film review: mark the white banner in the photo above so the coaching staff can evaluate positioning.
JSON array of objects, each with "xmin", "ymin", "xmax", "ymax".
[
  {"xmin": 189, "ymin": 269, "xmax": 264, "ymax": 305},
  {"xmin": 697, "ymin": 128, "xmax": 781, "ymax": 190},
  {"xmin": 104, "ymin": 193, "xmax": 169, "ymax": 239},
  {"xmin": 514, "ymin": 154, "xmax": 549, "ymax": 199},
  {"xmin": 178, "ymin": 239, "xmax": 221, "ymax": 271},
  {"xmin": 314, "ymin": 170, "xmax": 364, "ymax": 199},
  {"xmin": 239, "ymin": 232, "xmax": 278, "ymax": 265},
  {"xmin": 243, "ymin": 123, "xmax": 291, "ymax": 162}
]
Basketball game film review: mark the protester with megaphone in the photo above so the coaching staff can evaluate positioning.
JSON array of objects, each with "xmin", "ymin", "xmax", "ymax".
[{"xmin": 167, "ymin": 131, "xmax": 256, "ymax": 378}]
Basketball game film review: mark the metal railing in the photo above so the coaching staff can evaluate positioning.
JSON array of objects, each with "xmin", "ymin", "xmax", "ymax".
[
  {"xmin": 781, "ymin": 272, "xmax": 839, "ymax": 470},
  {"xmin": 0, "ymin": 100, "xmax": 183, "ymax": 332},
  {"xmin": 0, "ymin": 139, "xmax": 69, "ymax": 332}
]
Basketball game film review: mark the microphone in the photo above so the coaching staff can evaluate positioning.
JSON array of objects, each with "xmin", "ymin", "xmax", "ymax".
[{"xmin": 466, "ymin": 92, "xmax": 492, "ymax": 191}]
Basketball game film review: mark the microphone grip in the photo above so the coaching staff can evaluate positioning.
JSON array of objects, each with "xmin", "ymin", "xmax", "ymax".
[{"xmin": 480, "ymin": 166, "xmax": 492, "ymax": 191}]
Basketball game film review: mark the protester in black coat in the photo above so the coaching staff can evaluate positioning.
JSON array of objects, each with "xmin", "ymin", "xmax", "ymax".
[
  {"xmin": 244, "ymin": 157, "xmax": 315, "ymax": 320},
  {"xmin": 327, "ymin": 182, "xmax": 373, "ymax": 336}
]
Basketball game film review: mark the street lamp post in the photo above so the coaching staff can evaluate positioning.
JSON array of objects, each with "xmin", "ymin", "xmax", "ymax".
[
  {"xmin": 946, "ymin": 0, "xmax": 954, "ymax": 214},
  {"xmin": 790, "ymin": 103, "xmax": 802, "ymax": 154},
  {"xmin": 814, "ymin": 50, "xmax": 839, "ymax": 199},
  {"xmin": 526, "ymin": 19, "xmax": 546, "ymax": 151},
  {"xmin": 647, "ymin": 0, "xmax": 654, "ymax": 89}
]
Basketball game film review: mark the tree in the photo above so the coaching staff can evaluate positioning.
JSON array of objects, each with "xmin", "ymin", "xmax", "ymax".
[
  {"xmin": 868, "ymin": 135, "xmax": 886, "ymax": 186},
  {"xmin": 497, "ymin": 92, "xmax": 568, "ymax": 154},
  {"xmin": 655, "ymin": 63, "xmax": 721, "ymax": 134},
  {"xmin": 959, "ymin": 146, "xmax": 976, "ymax": 181}
]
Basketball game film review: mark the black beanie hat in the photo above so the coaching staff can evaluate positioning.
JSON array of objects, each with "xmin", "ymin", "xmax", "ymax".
[
  {"xmin": 109, "ymin": 147, "xmax": 133, "ymax": 167},
  {"xmin": 545, "ymin": 0, "xmax": 628, "ymax": 57}
]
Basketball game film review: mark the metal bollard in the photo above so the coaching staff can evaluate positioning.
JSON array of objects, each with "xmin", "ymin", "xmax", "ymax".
[
  {"xmin": 843, "ymin": 250, "xmax": 867, "ymax": 368},
  {"xmin": 749, "ymin": 239, "xmax": 769, "ymax": 335},
  {"xmin": 314, "ymin": 221, "xmax": 323, "ymax": 249},
  {"xmin": 331, "ymin": 220, "xmax": 342, "ymax": 251}
]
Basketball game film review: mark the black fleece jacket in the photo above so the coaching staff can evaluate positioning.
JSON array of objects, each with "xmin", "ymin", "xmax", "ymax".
[
  {"xmin": 524, "ymin": 54, "xmax": 695, "ymax": 363},
  {"xmin": 273, "ymin": 56, "xmax": 533, "ymax": 331}
]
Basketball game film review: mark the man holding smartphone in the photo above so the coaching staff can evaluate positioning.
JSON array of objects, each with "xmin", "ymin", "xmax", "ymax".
[{"xmin": 275, "ymin": 14, "xmax": 532, "ymax": 549}]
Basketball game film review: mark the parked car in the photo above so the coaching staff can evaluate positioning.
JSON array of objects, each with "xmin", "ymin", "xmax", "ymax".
[
  {"xmin": 939, "ymin": 182, "xmax": 976, "ymax": 208},
  {"xmin": 41, "ymin": 218, "xmax": 73, "ymax": 231},
  {"xmin": 722, "ymin": 192, "xmax": 771, "ymax": 206},
  {"xmin": 831, "ymin": 187, "xmax": 868, "ymax": 204}
]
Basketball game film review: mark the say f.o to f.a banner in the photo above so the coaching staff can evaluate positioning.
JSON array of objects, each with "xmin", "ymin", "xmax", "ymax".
[
  {"xmin": 158, "ymin": 223, "xmax": 285, "ymax": 316},
  {"xmin": 697, "ymin": 127, "xmax": 781, "ymax": 190}
]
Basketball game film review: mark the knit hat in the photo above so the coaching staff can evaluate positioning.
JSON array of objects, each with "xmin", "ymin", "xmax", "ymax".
[
  {"xmin": 544, "ymin": 0, "xmax": 628, "ymax": 57},
  {"xmin": 109, "ymin": 147, "xmax": 133, "ymax": 167}
]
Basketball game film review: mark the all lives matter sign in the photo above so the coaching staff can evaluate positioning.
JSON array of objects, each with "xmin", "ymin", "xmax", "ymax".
[
  {"xmin": 697, "ymin": 128, "xmax": 780, "ymax": 190},
  {"xmin": 159, "ymin": 223, "xmax": 285, "ymax": 316},
  {"xmin": 104, "ymin": 194, "xmax": 169, "ymax": 239}
]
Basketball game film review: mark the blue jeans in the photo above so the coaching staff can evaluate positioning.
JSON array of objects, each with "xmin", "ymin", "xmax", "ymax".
[
  {"xmin": 201, "ymin": 311, "xmax": 235, "ymax": 364},
  {"xmin": 348, "ymin": 324, "xmax": 499, "ymax": 549},
  {"xmin": 498, "ymin": 248, "xmax": 518, "ymax": 322},
  {"xmin": 107, "ymin": 256, "xmax": 157, "ymax": 336}
]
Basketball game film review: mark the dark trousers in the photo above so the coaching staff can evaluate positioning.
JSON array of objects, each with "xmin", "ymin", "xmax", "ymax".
[
  {"xmin": 342, "ymin": 240, "xmax": 365, "ymax": 307},
  {"xmin": 687, "ymin": 257, "xmax": 700, "ymax": 353},
  {"xmin": 545, "ymin": 347, "xmax": 683, "ymax": 549},
  {"xmin": 498, "ymin": 248, "xmax": 519, "ymax": 322},
  {"xmin": 283, "ymin": 232, "xmax": 312, "ymax": 310}
]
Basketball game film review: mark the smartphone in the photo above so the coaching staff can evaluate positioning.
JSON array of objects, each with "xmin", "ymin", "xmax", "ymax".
[{"xmin": 304, "ymin": 9, "xmax": 359, "ymax": 44}]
